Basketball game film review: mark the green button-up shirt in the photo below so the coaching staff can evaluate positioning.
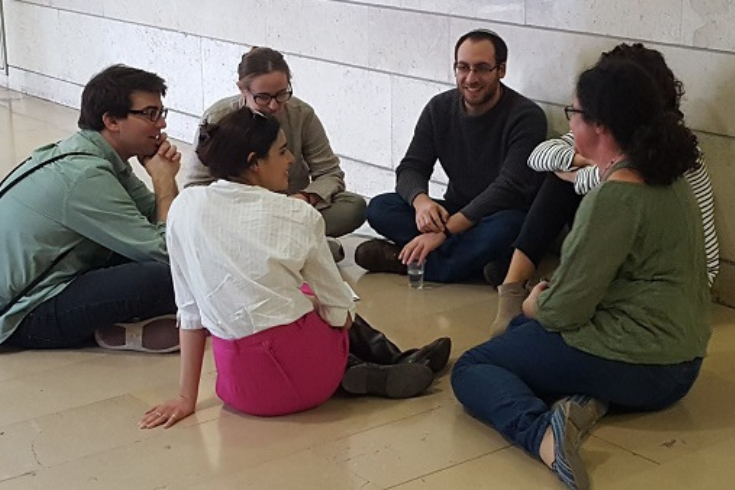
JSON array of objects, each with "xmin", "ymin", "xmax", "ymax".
[{"xmin": 0, "ymin": 130, "xmax": 168, "ymax": 343}]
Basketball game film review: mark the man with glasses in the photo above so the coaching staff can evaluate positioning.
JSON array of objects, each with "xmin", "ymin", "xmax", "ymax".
[
  {"xmin": 356, "ymin": 29, "xmax": 547, "ymax": 283},
  {"xmin": 0, "ymin": 64, "xmax": 181, "ymax": 353}
]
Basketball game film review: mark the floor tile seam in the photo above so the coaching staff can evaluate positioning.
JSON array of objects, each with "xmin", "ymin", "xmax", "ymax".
[
  {"xmin": 4, "ymin": 99, "xmax": 78, "ymax": 122},
  {"xmin": 383, "ymin": 446, "xmax": 512, "ymax": 489},
  {"xmin": 0, "ymin": 390, "xmax": 155, "ymax": 434},
  {"xmin": 0, "ymin": 352, "xmax": 111, "ymax": 385},
  {"xmin": 195, "ymin": 442, "xmax": 376, "ymax": 487},
  {"xmin": 159, "ymin": 409, "xmax": 447, "ymax": 487},
  {"xmin": 0, "ymin": 427, "xmax": 157, "ymax": 476},
  {"xmin": 2, "ymin": 110, "xmax": 78, "ymax": 134},
  {"xmin": 354, "ymin": 291, "xmax": 493, "ymax": 313},
  {"xmin": 587, "ymin": 434, "xmax": 662, "ymax": 466},
  {"xmin": 325, "ymin": 404, "xmax": 445, "ymax": 444},
  {"xmin": 13, "ymin": 436, "xmax": 154, "ymax": 479},
  {"xmin": 0, "ymin": 370, "xmax": 163, "ymax": 402},
  {"xmin": 0, "ymin": 470, "xmax": 37, "ymax": 484},
  {"xmin": 38, "ymin": 414, "xmax": 310, "ymax": 482},
  {"xmin": 141, "ymin": 405, "xmax": 446, "ymax": 475}
]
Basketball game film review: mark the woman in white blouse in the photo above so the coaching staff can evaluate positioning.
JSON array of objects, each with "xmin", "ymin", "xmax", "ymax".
[{"xmin": 141, "ymin": 107, "xmax": 450, "ymax": 427}]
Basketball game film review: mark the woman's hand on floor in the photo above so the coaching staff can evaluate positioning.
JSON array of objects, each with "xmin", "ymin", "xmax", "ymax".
[{"xmin": 139, "ymin": 395, "xmax": 195, "ymax": 429}]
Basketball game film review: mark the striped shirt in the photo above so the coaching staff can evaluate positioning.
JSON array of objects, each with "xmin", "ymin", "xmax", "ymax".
[{"xmin": 527, "ymin": 132, "xmax": 719, "ymax": 286}]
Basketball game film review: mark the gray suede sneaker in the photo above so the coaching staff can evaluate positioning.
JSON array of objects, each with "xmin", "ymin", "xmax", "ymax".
[
  {"xmin": 549, "ymin": 395, "xmax": 609, "ymax": 489},
  {"xmin": 489, "ymin": 282, "xmax": 528, "ymax": 338}
]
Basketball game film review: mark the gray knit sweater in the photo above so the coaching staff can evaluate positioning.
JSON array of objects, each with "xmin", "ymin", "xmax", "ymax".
[{"xmin": 396, "ymin": 85, "xmax": 547, "ymax": 222}]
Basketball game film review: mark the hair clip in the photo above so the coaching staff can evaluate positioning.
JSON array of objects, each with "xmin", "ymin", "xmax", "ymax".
[{"xmin": 198, "ymin": 121, "xmax": 219, "ymax": 143}]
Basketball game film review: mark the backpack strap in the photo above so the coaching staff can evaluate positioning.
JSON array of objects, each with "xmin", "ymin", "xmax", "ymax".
[
  {"xmin": 0, "ymin": 151, "xmax": 95, "ymax": 317},
  {"xmin": 0, "ymin": 151, "xmax": 94, "ymax": 200}
]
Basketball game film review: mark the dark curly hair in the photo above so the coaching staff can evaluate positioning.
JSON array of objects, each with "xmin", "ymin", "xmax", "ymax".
[
  {"xmin": 600, "ymin": 43, "xmax": 684, "ymax": 119},
  {"xmin": 576, "ymin": 59, "xmax": 698, "ymax": 186}
]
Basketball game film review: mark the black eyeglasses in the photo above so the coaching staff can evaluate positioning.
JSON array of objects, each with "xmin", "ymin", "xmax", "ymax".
[
  {"xmin": 128, "ymin": 106, "xmax": 168, "ymax": 123},
  {"xmin": 453, "ymin": 62, "xmax": 500, "ymax": 76},
  {"xmin": 250, "ymin": 86, "xmax": 293, "ymax": 106},
  {"xmin": 564, "ymin": 105, "xmax": 586, "ymax": 121}
]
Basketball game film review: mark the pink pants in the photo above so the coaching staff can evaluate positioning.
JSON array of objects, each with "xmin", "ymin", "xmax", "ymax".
[{"xmin": 211, "ymin": 310, "xmax": 349, "ymax": 416}]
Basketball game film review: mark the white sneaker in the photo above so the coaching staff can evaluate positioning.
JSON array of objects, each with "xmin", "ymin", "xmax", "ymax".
[{"xmin": 94, "ymin": 315, "xmax": 179, "ymax": 353}]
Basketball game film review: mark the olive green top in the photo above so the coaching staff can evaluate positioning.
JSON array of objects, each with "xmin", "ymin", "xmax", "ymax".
[{"xmin": 536, "ymin": 177, "xmax": 711, "ymax": 364}]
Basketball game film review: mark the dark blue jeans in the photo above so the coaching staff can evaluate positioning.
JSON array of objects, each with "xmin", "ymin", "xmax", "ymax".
[
  {"xmin": 451, "ymin": 316, "xmax": 703, "ymax": 457},
  {"xmin": 366, "ymin": 192, "xmax": 526, "ymax": 283},
  {"xmin": 5, "ymin": 261, "xmax": 176, "ymax": 349}
]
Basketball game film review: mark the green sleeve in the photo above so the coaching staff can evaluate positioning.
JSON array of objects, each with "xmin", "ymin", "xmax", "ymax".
[
  {"xmin": 118, "ymin": 163, "xmax": 158, "ymax": 222},
  {"xmin": 62, "ymin": 165, "xmax": 168, "ymax": 264},
  {"xmin": 536, "ymin": 185, "xmax": 638, "ymax": 331}
]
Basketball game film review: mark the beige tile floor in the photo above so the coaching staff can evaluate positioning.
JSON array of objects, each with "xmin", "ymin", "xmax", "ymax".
[{"xmin": 2, "ymin": 88, "xmax": 735, "ymax": 489}]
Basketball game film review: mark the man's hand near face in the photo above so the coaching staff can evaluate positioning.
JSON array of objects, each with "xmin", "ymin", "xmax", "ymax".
[{"xmin": 140, "ymin": 132, "xmax": 180, "ymax": 222}]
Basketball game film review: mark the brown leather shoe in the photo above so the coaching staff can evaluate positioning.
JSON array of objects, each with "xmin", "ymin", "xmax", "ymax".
[
  {"xmin": 354, "ymin": 239, "xmax": 407, "ymax": 274},
  {"xmin": 483, "ymin": 259, "xmax": 510, "ymax": 287}
]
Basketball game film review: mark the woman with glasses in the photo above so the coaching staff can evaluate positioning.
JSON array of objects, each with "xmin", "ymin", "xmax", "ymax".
[
  {"xmin": 182, "ymin": 47, "xmax": 366, "ymax": 261},
  {"xmin": 489, "ymin": 43, "xmax": 718, "ymax": 336},
  {"xmin": 141, "ymin": 107, "xmax": 450, "ymax": 427},
  {"xmin": 452, "ymin": 59, "xmax": 710, "ymax": 489}
]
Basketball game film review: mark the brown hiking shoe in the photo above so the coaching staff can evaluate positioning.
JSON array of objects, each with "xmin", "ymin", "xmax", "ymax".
[
  {"xmin": 354, "ymin": 239, "xmax": 407, "ymax": 274},
  {"xmin": 483, "ymin": 259, "xmax": 510, "ymax": 287}
]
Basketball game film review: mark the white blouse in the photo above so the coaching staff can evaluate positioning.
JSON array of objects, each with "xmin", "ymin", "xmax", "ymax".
[{"xmin": 166, "ymin": 180, "xmax": 355, "ymax": 340}]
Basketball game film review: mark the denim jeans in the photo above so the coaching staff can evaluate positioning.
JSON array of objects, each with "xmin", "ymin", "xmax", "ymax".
[
  {"xmin": 6, "ymin": 261, "xmax": 176, "ymax": 349},
  {"xmin": 366, "ymin": 192, "xmax": 526, "ymax": 283},
  {"xmin": 451, "ymin": 316, "xmax": 703, "ymax": 457}
]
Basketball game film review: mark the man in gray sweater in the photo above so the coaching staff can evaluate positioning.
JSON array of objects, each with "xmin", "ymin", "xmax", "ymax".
[{"xmin": 356, "ymin": 29, "xmax": 547, "ymax": 283}]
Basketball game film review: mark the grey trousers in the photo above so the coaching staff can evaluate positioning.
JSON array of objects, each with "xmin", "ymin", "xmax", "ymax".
[{"xmin": 320, "ymin": 191, "xmax": 367, "ymax": 237}]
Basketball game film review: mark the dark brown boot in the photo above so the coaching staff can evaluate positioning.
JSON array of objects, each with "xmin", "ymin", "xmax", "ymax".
[
  {"xmin": 399, "ymin": 337, "xmax": 451, "ymax": 373},
  {"xmin": 354, "ymin": 239, "xmax": 407, "ymax": 274},
  {"xmin": 341, "ymin": 357, "xmax": 434, "ymax": 398},
  {"xmin": 348, "ymin": 314, "xmax": 404, "ymax": 364}
]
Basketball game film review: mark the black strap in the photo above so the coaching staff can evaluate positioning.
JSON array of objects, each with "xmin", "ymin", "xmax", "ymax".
[
  {"xmin": 0, "ymin": 151, "xmax": 94, "ymax": 317},
  {"xmin": 0, "ymin": 151, "xmax": 93, "ymax": 200},
  {"xmin": 0, "ymin": 248, "xmax": 76, "ymax": 317}
]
